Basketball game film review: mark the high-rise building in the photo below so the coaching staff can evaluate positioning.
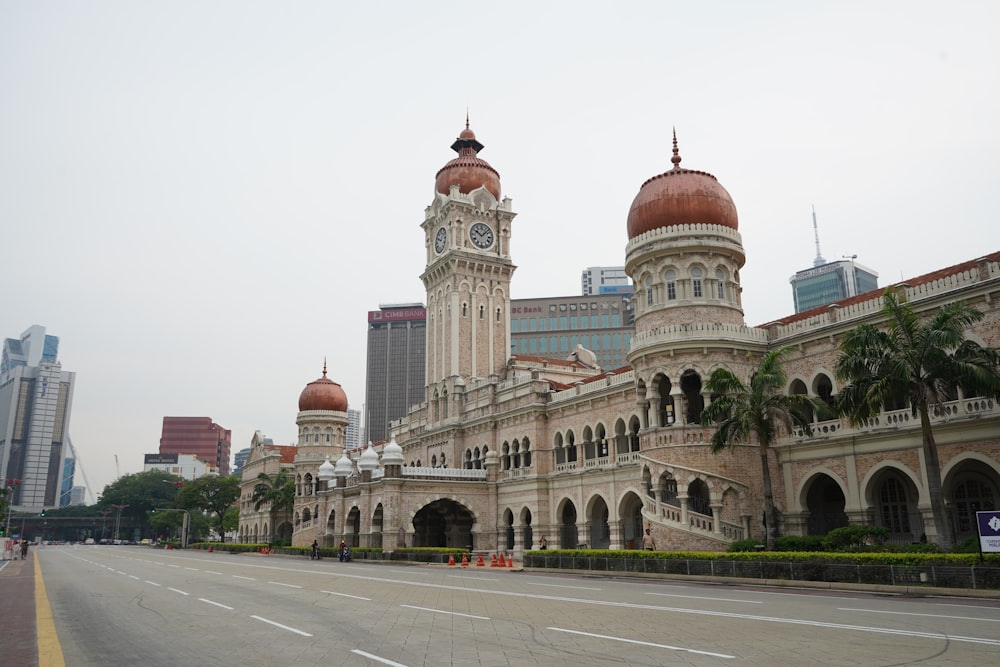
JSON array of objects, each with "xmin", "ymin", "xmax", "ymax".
[
  {"xmin": 144, "ymin": 452, "xmax": 219, "ymax": 479},
  {"xmin": 159, "ymin": 417, "xmax": 232, "ymax": 476},
  {"xmin": 232, "ymin": 447, "xmax": 251, "ymax": 478},
  {"xmin": 581, "ymin": 266, "xmax": 631, "ymax": 295},
  {"xmin": 0, "ymin": 325, "xmax": 76, "ymax": 511},
  {"xmin": 790, "ymin": 258, "xmax": 879, "ymax": 313},
  {"xmin": 364, "ymin": 304, "xmax": 426, "ymax": 444},
  {"xmin": 346, "ymin": 409, "xmax": 363, "ymax": 450},
  {"xmin": 510, "ymin": 294, "xmax": 634, "ymax": 369}
]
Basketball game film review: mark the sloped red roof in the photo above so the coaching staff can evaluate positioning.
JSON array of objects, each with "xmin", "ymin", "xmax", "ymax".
[
  {"xmin": 264, "ymin": 445, "xmax": 298, "ymax": 464},
  {"xmin": 764, "ymin": 250, "xmax": 1000, "ymax": 327}
]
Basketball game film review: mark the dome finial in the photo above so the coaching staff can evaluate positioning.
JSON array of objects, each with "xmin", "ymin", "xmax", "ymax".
[
  {"xmin": 465, "ymin": 108, "xmax": 470, "ymax": 130},
  {"xmin": 671, "ymin": 127, "xmax": 682, "ymax": 169},
  {"xmin": 322, "ymin": 357, "xmax": 328, "ymax": 378}
]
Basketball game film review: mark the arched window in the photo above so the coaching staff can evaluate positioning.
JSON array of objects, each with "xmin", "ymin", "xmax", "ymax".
[
  {"xmin": 479, "ymin": 304, "xmax": 485, "ymax": 319},
  {"xmin": 715, "ymin": 269, "xmax": 725, "ymax": 299},
  {"xmin": 645, "ymin": 276, "xmax": 653, "ymax": 306},
  {"xmin": 664, "ymin": 269, "xmax": 677, "ymax": 301},
  {"xmin": 691, "ymin": 267, "xmax": 703, "ymax": 298}
]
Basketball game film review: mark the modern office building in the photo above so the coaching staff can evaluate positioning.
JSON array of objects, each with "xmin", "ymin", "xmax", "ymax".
[
  {"xmin": 231, "ymin": 447, "xmax": 251, "ymax": 478},
  {"xmin": 510, "ymin": 294, "xmax": 634, "ymax": 370},
  {"xmin": 581, "ymin": 266, "xmax": 632, "ymax": 296},
  {"xmin": 364, "ymin": 304, "xmax": 426, "ymax": 444},
  {"xmin": 346, "ymin": 409, "xmax": 363, "ymax": 450},
  {"xmin": 0, "ymin": 325, "xmax": 76, "ymax": 511},
  {"xmin": 159, "ymin": 416, "xmax": 232, "ymax": 476},
  {"xmin": 790, "ymin": 258, "xmax": 880, "ymax": 313}
]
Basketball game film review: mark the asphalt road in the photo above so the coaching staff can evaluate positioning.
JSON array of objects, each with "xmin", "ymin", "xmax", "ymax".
[{"xmin": 36, "ymin": 546, "xmax": 1000, "ymax": 666}]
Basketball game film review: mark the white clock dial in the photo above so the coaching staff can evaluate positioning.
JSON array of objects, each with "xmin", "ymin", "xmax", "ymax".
[
  {"xmin": 434, "ymin": 227, "xmax": 447, "ymax": 253},
  {"xmin": 469, "ymin": 222, "xmax": 494, "ymax": 249}
]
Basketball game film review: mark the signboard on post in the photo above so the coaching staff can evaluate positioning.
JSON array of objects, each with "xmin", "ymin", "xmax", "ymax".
[{"xmin": 977, "ymin": 510, "xmax": 1000, "ymax": 553}]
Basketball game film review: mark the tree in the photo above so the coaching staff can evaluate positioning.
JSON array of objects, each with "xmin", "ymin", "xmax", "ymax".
[
  {"xmin": 98, "ymin": 470, "xmax": 185, "ymax": 522},
  {"xmin": 177, "ymin": 476, "xmax": 240, "ymax": 541},
  {"xmin": 701, "ymin": 347, "xmax": 825, "ymax": 550},
  {"xmin": 834, "ymin": 289, "xmax": 1000, "ymax": 550},
  {"xmin": 251, "ymin": 470, "xmax": 295, "ymax": 545}
]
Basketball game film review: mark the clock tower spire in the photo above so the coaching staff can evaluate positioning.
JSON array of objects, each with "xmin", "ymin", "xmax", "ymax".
[{"xmin": 421, "ymin": 121, "xmax": 517, "ymax": 412}]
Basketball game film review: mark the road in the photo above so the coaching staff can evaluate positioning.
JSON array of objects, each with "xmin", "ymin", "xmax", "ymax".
[{"xmin": 36, "ymin": 546, "xmax": 1000, "ymax": 666}]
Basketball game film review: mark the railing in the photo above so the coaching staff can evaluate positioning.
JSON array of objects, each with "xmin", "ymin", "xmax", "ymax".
[
  {"xmin": 584, "ymin": 456, "xmax": 610, "ymax": 469},
  {"xmin": 555, "ymin": 462, "xmax": 578, "ymax": 473},
  {"xmin": 791, "ymin": 397, "xmax": 999, "ymax": 441},
  {"xmin": 401, "ymin": 467, "xmax": 487, "ymax": 480},
  {"xmin": 616, "ymin": 451, "xmax": 642, "ymax": 465}
]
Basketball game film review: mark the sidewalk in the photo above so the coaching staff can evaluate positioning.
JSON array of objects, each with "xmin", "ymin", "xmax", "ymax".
[{"xmin": 0, "ymin": 552, "xmax": 38, "ymax": 664}]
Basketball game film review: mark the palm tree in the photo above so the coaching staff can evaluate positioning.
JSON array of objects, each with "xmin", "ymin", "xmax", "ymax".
[
  {"xmin": 834, "ymin": 289, "xmax": 1000, "ymax": 550},
  {"xmin": 251, "ymin": 470, "xmax": 295, "ymax": 546},
  {"xmin": 701, "ymin": 347, "xmax": 824, "ymax": 550}
]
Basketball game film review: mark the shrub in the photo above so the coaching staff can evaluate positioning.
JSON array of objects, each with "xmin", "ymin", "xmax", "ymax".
[
  {"xmin": 728, "ymin": 539, "xmax": 763, "ymax": 553},
  {"xmin": 823, "ymin": 525, "xmax": 888, "ymax": 551},
  {"xmin": 775, "ymin": 535, "xmax": 826, "ymax": 552}
]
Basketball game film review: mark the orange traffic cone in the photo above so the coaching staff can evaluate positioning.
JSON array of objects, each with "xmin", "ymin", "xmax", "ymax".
[
  {"xmin": 490, "ymin": 553, "xmax": 499, "ymax": 567},
  {"xmin": 448, "ymin": 553, "xmax": 455, "ymax": 566},
  {"xmin": 507, "ymin": 553, "xmax": 513, "ymax": 568},
  {"xmin": 461, "ymin": 553, "xmax": 469, "ymax": 567},
  {"xmin": 498, "ymin": 553, "xmax": 506, "ymax": 567},
  {"xmin": 476, "ymin": 552, "xmax": 485, "ymax": 567}
]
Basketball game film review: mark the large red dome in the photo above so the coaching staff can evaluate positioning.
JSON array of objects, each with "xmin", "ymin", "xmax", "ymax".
[
  {"xmin": 434, "ymin": 121, "xmax": 501, "ymax": 200},
  {"xmin": 298, "ymin": 363, "xmax": 348, "ymax": 412},
  {"xmin": 627, "ymin": 133, "xmax": 737, "ymax": 239}
]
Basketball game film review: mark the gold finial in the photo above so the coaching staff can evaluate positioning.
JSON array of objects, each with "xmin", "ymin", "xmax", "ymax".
[{"xmin": 671, "ymin": 127, "xmax": 682, "ymax": 168}]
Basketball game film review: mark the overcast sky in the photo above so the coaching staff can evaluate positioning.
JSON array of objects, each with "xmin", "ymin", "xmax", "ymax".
[{"xmin": 2, "ymin": 1, "xmax": 998, "ymax": 502}]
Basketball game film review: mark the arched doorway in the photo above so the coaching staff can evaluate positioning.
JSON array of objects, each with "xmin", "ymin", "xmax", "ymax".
[
  {"xmin": 619, "ymin": 492, "xmax": 644, "ymax": 550},
  {"xmin": 346, "ymin": 507, "xmax": 361, "ymax": 547},
  {"xmin": 558, "ymin": 500, "xmax": 578, "ymax": 549},
  {"xmin": 371, "ymin": 504, "xmax": 384, "ymax": 549},
  {"xmin": 520, "ymin": 507, "xmax": 533, "ymax": 549},
  {"xmin": 502, "ymin": 508, "xmax": 515, "ymax": 550},
  {"xmin": 804, "ymin": 474, "xmax": 848, "ymax": 535},
  {"xmin": 412, "ymin": 499, "xmax": 475, "ymax": 549},
  {"xmin": 688, "ymin": 479, "xmax": 712, "ymax": 517},
  {"xmin": 587, "ymin": 496, "xmax": 610, "ymax": 549}
]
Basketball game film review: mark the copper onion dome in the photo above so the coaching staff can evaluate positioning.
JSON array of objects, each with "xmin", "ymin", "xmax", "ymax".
[
  {"xmin": 434, "ymin": 117, "xmax": 501, "ymax": 200},
  {"xmin": 298, "ymin": 361, "xmax": 348, "ymax": 412},
  {"xmin": 627, "ymin": 130, "xmax": 738, "ymax": 239}
]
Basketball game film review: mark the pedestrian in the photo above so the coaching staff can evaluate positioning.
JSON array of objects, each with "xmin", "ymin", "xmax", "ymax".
[
  {"xmin": 538, "ymin": 536, "xmax": 547, "ymax": 550},
  {"xmin": 20, "ymin": 539, "xmax": 29, "ymax": 560},
  {"xmin": 642, "ymin": 528, "xmax": 656, "ymax": 551},
  {"xmin": 311, "ymin": 539, "xmax": 320, "ymax": 560},
  {"xmin": 339, "ymin": 539, "xmax": 347, "ymax": 562}
]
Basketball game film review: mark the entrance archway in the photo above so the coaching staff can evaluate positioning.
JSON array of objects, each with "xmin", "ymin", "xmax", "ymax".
[
  {"xmin": 558, "ymin": 499, "xmax": 578, "ymax": 549},
  {"xmin": 805, "ymin": 474, "xmax": 848, "ymax": 536},
  {"xmin": 619, "ymin": 492, "xmax": 644, "ymax": 550},
  {"xmin": 346, "ymin": 507, "xmax": 361, "ymax": 547},
  {"xmin": 412, "ymin": 499, "xmax": 475, "ymax": 549},
  {"xmin": 587, "ymin": 496, "xmax": 610, "ymax": 549}
]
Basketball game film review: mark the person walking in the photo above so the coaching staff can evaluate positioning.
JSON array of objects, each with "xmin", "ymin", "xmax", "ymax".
[
  {"xmin": 641, "ymin": 528, "xmax": 656, "ymax": 551},
  {"xmin": 311, "ymin": 539, "xmax": 320, "ymax": 560},
  {"xmin": 339, "ymin": 539, "xmax": 347, "ymax": 562},
  {"xmin": 20, "ymin": 539, "xmax": 29, "ymax": 560}
]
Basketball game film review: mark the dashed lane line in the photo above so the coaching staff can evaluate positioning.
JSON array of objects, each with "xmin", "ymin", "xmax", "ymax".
[
  {"xmin": 199, "ymin": 598, "xmax": 235, "ymax": 610},
  {"xmin": 548, "ymin": 627, "xmax": 735, "ymax": 659},
  {"xmin": 400, "ymin": 604, "xmax": 490, "ymax": 620},
  {"xmin": 250, "ymin": 614, "xmax": 313, "ymax": 637},
  {"xmin": 351, "ymin": 649, "xmax": 409, "ymax": 666},
  {"xmin": 321, "ymin": 590, "xmax": 372, "ymax": 601}
]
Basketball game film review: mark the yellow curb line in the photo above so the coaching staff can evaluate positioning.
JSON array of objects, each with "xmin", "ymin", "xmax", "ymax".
[{"xmin": 35, "ymin": 556, "xmax": 66, "ymax": 667}]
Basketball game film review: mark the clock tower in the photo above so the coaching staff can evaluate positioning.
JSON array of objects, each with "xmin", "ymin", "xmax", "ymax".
[{"xmin": 420, "ymin": 121, "xmax": 516, "ymax": 411}]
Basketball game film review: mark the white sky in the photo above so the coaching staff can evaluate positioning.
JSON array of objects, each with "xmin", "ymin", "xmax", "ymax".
[{"xmin": 2, "ymin": 1, "xmax": 998, "ymax": 501}]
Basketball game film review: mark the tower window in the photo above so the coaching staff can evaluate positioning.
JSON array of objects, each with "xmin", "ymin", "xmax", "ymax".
[
  {"xmin": 479, "ymin": 305, "xmax": 485, "ymax": 319},
  {"xmin": 716, "ymin": 269, "xmax": 725, "ymax": 299},
  {"xmin": 664, "ymin": 270, "xmax": 677, "ymax": 301},
  {"xmin": 691, "ymin": 267, "xmax": 703, "ymax": 298}
]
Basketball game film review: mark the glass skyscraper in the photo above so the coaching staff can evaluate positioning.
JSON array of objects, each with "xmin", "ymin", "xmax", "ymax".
[{"xmin": 790, "ymin": 259, "xmax": 879, "ymax": 313}]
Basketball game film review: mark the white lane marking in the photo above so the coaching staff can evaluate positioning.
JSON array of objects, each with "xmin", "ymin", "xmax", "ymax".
[
  {"xmin": 128, "ymin": 575, "xmax": 140, "ymax": 580},
  {"xmin": 268, "ymin": 581, "xmax": 303, "ymax": 589},
  {"xmin": 167, "ymin": 587, "xmax": 189, "ymax": 596},
  {"xmin": 400, "ymin": 604, "xmax": 489, "ymax": 620},
  {"xmin": 232, "ymin": 575, "xmax": 255, "ymax": 580},
  {"xmin": 250, "ymin": 615, "xmax": 312, "ymax": 637},
  {"xmin": 839, "ymin": 607, "xmax": 1000, "ymax": 623},
  {"xmin": 937, "ymin": 602, "xmax": 1000, "ymax": 610},
  {"xmin": 199, "ymin": 598, "xmax": 235, "ymax": 610},
  {"xmin": 351, "ymin": 649, "xmax": 409, "ymax": 667},
  {"xmin": 744, "ymin": 589, "xmax": 866, "ymax": 601},
  {"xmin": 204, "ymin": 570, "xmax": 223, "ymax": 575},
  {"xmin": 145, "ymin": 581, "xmax": 161, "ymax": 586},
  {"xmin": 115, "ymin": 570, "xmax": 127, "ymax": 575},
  {"xmin": 167, "ymin": 564, "xmax": 180, "ymax": 568},
  {"xmin": 321, "ymin": 590, "xmax": 372, "ymax": 601},
  {"xmin": 646, "ymin": 592, "xmax": 763, "ymax": 604},
  {"xmin": 184, "ymin": 567, "xmax": 199, "ymax": 571},
  {"xmin": 549, "ymin": 627, "xmax": 735, "ymax": 659},
  {"xmin": 449, "ymin": 575, "xmax": 499, "ymax": 581},
  {"xmin": 532, "ymin": 583, "xmax": 603, "ymax": 591}
]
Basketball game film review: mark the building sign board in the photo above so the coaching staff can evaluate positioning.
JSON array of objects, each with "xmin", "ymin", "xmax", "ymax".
[
  {"xmin": 144, "ymin": 454, "xmax": 178, "ymax": 465},
  {"xmin": 977, "ymin": 510, "xmax": 1000, "ymax": 553}
]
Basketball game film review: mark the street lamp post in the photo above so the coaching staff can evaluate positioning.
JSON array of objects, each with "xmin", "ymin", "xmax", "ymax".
[{"xmin": 112, "ymin": 504, "xmax": 129, "ymax": 543}]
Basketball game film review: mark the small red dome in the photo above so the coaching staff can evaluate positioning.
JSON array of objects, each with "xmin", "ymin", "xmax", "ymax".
[
  {"xmin": 298, "ymin": 364, "xmax": 348, "ymax": 412},
  {"xmin": 434, "ymin": 122, "xmax": 501, "ymax": 200},
  {"xmin": 627, "ymin": 133, "xmax": 738, "ymax": 239}
]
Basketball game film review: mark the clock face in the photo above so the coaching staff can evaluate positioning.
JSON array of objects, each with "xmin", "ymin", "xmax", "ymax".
[
  {"xmin": 469, "ymin": 222, "xmax": 494, "ymax": 249},
  {"xmin": 434, "ymin": 227, "xmax": 447, "ymax": 253}
]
